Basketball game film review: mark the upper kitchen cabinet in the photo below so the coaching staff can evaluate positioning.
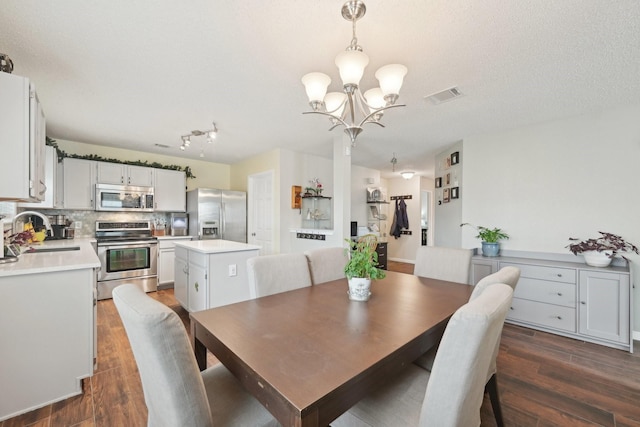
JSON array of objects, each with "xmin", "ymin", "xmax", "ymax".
[
  {"xmin": 19, "ymin": 145, "xmax": 62, "ymax": 209},
  {"xmin": 97, "ymin": 162, "xmax": 153, "ymax": 187},
  {"xmin": 62, "ymin": 158, "xmax": 97, "ymax": 210},
  {"xmin": 154, "ymin": 168, "xmax": 186, "ymax": 212},
  {"xmin": 0, "ymin": 72, "xmax": 46, "ymax": 202}
]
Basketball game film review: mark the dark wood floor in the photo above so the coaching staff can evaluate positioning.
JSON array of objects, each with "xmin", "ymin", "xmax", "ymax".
[{"xmin": 4, "ymin": 261, "xmax": 640, "ymax": 426}]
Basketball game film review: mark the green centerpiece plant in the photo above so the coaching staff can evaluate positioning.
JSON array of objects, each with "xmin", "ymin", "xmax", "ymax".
[
  {"xmin": 461, "ymin": 223, "xmax": 510, "ymax": 257},
  {"xmin": 344, "ymin": 238, "xmax": 385, "ymax": 301}
]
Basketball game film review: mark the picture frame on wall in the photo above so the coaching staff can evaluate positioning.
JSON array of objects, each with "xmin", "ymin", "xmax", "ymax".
[
  {"xmin": 291, "ymin": 185, "xmax": 302, "ymax": 209},
  {"xmin": 435, "ymin": 177, "xmax": 442, "ymax": 188},
  {"xmin": 451, "ymin": 151, "xmax": 460, "ymax": 165},
  {"xmin": 451, "ymin": 186, "xmax": 459, "ymax": 199},
  {"xmin": 443, "ymin": 188, "xmax": 450, "ymax": 203}
]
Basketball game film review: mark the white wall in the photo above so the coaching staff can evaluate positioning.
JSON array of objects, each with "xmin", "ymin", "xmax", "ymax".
[
  {"xmin": 462, "ymin": 103, "xmax": 640, "ymax": 330},
  {"xmin": 351, "ymin": 165, "xmax": 382, "ymax": 230},
  {"xmin": 434, "ymin": 141, "xmax": 463, "ymax": 247},
  {"xmin": 387, "ymin": 176, "xmax": 422, "ymax": 262}
]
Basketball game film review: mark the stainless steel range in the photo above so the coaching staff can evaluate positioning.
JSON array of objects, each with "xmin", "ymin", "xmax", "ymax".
[{"xmin": 95, "ymin": 220, "xmax": 158, "ymax": 300}]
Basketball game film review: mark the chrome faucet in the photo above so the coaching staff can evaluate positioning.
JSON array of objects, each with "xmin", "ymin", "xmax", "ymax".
[{"xmin": 12, "ymin": 211, "xmax": 53, "ymax": 235}]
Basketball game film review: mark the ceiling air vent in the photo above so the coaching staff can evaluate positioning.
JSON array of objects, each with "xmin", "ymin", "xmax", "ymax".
[{"xmin": 424, "ymin": 87, "xmax": 464, "ymax": 105}]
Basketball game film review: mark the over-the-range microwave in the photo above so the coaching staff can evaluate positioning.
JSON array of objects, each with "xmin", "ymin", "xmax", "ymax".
[{"xmin": 95, "ymin": 183, "xmax": 154, "ymax": 212}]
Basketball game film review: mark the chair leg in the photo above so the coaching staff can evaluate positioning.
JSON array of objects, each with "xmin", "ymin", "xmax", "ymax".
[{"xmin": 486, "ymin": 373, "xmax": 504, "ymax": 427}]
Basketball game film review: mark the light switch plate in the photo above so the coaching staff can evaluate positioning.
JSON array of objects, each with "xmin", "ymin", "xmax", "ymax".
[
  {"xmin": 74, "ymin": 221, "xmax": 82, "ymax": 229},
  {"xmin": 228, "ymin": 264, "xmax": 237, "ymax": 277}
]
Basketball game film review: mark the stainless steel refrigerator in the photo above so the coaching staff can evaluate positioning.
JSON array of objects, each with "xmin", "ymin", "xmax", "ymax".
[{"xmin": 186, "ymin": 188, "xmax": 247, "ymax": 243}]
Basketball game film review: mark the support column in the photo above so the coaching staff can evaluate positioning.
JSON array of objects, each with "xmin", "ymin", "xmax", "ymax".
[{"xmin": 333, "ymin": 134, "xmax": 352, "ymax": 243}]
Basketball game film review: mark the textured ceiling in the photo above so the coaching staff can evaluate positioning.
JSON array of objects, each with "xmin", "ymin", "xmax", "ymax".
[{"xmin": 2, "ymin": 0, "xmax": 639, "ymax": 178}]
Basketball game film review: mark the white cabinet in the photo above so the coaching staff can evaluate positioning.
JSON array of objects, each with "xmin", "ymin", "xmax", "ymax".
[
  {"xmin": 97, "ymin": 162, "xmax": 153, "ymax": 187},
  {"xmin": 174, "ymin": 246, "xmax": 189, "ymax": 308},
  {"xmin": 157, "ymin": 237, "xmax": 192, "ymax": 287},
  {"xmin": 173, "ymin": 242, "xmax": 259, "ymax": 312},
  {"xmin": 19, "ymin": 145, "xmax": 61, "ymax": 209},
  {"xmin": 154, "ymin": 169, "xmax": 186, "ymax": 212},
  {"xmin": 0, "ymin": 267, "xmax": 95, "ymax": 420},
  {"xmin": 188, "ymin": 261, "xmax": 209, "ymax": 312},
  {"xmin": 578, "ymin": 270, "xmax": 630, "ymax": 345},
  {"xmin": 62, "ymin": 158, "xmax": 97, "ymax": 209},
  {"xmin": 470, "ymin": 257, "xmax": 498, "ymax": 285},
  {"xmin": 471, "ymin": 253, "xmax": 632, "ymax": 351},
  {"xmin": 0, "ymin": 72, "xmax": 46, "ymax": 202}
]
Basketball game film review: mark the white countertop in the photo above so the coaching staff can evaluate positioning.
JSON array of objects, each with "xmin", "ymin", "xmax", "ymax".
[
  {"xmin": 0, "ymin": 237, "xmax": 100, "ymax": 277},
  {"xmin": 174, "ymin": 239, "xmax": 261, "ymax": 254},
  {"xmin": 156, "ymin": 235, "xmax": 193, "ymax": 240}
]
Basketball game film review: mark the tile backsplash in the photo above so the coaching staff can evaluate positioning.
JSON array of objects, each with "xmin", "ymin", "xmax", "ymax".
[{"xmin": 15, "ymin": 208, "xmax": 174, "ymax": 237}]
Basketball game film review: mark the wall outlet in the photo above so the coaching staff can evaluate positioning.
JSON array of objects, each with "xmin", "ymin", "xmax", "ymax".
[
  {"xmin": 228, "ymin": 264, "xmax": 237, "ymax": 277},
  {"xmin": 74, "ymin": 221, "xmax": 82, "ymax": 229}
]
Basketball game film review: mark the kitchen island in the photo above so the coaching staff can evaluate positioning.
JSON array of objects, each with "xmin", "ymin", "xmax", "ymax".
[
  {"xmin": 174, "ymin": 240, "xmax": 261, "ymax": 312},
  {"xmin": 0, "ymin": 238, "xmax": 100, "ymax": 421}
]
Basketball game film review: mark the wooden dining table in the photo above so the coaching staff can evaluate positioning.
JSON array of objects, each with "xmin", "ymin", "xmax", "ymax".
[{"xmin": 190, "ymin": 270, "xmax": 472, "ymax": 427}]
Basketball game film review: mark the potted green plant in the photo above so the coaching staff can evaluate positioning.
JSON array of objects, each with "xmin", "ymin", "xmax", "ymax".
[
  {"xmin": 344, "ymin": 238, "xmax": 386, "ymax": 301},
  {"xmin": 567, "ymin": 231, "xmax": 639, "ymax": 267},
  {"xmin": 460, "ymin": 223, "xmax": 509, "ymax": 257}
]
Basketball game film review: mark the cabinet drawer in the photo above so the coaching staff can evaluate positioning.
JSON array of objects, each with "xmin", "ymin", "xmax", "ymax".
[
  {"xmin": 507, "ymin": 298, "xmax": 576, "ymax": 332},
  {"xmin": 513, "ymin": 278, "xmax": 575, "ymax": 307},
  {"xmin": 175, "ymin": 246, "xmax": 188, "ymax": 261},
  {"xmin": 189, "ymin": 251, "xmax": 208, "ymax": 267},
  {"xmin": 501, "ymin": 262, "xmax": 576, "ymax": 284}
]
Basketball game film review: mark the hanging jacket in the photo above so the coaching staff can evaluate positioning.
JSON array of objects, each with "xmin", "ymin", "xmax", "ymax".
[
  {"xmin": 390, "ymin": 199, "xmax": 409, "ymax": 239},
  {"xmin": 390, "ymin": 199, "xmax": 400, "ymax": 238},
  {"xmin": 398, "ymin": 199, "xmax": 409, "ymax": 230}
]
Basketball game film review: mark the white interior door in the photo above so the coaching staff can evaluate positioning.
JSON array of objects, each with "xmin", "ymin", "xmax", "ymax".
[{"xmin": 248, "ymin": 170, "xmax": 274, "ymax": 255}]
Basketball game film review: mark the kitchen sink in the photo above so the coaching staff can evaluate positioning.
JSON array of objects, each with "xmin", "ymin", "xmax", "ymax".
[{"xmin": 23, "ymin": 246, "xmax": 81, "ymax": 253}]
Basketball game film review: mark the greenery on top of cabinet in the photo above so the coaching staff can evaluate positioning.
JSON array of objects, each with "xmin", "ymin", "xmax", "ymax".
[{"xmin": 46, "ymin": 137, "xmax": 196, "ymax": 179}]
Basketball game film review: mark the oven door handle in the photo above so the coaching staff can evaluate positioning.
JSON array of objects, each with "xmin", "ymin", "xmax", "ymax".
[{"xmin": 98, "ymin": 240, "xmax": 158, "ymax": 248}]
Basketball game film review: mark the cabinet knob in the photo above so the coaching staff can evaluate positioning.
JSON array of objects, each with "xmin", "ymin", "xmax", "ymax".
[
  {"xmin": 510, "ymin": 307, "xmax": 514, "ymax": 310},
  {"xmin": 557, "ymin": 292, "xmax": 562, "ymax": 296},
  {"xmin": 556, "ymin": 316, "xmax": 562, "ymax": 320},
  {"xmin": 194, "ymin": 282, "xmax": 199, "ymax": 292},
  {"xmin": 557, "ymin": 274, "xmax": 562, "ymax": 277},
  {"xmin": 581, "ymin": 301, "xmax": 586, "ymax": 305}
]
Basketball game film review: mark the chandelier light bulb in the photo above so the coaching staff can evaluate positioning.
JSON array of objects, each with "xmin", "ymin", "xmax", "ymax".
[
  {"xmin": 302, "ymin": 72, "xmax": 331, "ymax": 104},
  {"xmin": 324, "ymin": 92, "xmax": 347, "ymax": 118},
  {"xmin": 301, "ymin": 1, "xmax": 406, "ymax": 144},
  {"xmin": 335, "ymin": 50, "xmax": 369, "ymax": 87},
  {"xmin": 363, "ymin": 88, "xmax": 385, "ymax": 110},
  {"xmin": 180, "ymin": 145, "xmax": 185, "ymax": 151},
  {"xmin": 375, "ymin": 64, "xmax": 408, "ymax": 100}
]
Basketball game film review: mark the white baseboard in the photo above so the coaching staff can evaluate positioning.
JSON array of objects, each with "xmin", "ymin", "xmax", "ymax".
[{"xmin": 633, "ymin": 331, "xmax": 640, "ymax": 341}]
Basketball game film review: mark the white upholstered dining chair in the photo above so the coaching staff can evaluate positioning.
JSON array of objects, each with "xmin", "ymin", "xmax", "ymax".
[
  {"xmin": 304, "ymin": 247, "xmax": 348, "ymax": 284},
  {"xmin": 112, "ymin": 284, "xmax": 279, "ymax": 427},
  {"xmin": 413, "ymin": 246, "xmax": 473, "ymax": 284},
  {"xmin": 247, "ymin": 253, "xmax": 312, "ymax": 297},
  {"xmin": 414, "ymin": 266, "xmax": 521, "ymax": 427},
  {"xmin": 331, "ymin": 283, "xmax": 514, "ymax": 427}
]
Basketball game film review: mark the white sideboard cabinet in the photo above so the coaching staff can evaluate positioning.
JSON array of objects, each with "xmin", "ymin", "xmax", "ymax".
[{"xmin": 471, "ymin": 252, "xmax": 632, "ymax": 352}]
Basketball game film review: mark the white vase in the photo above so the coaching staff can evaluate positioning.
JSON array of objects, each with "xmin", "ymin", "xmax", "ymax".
[
  {"xmin": 348, "ymin": 277, "xmax": 372, "ymax": 301},
  {"xmin": 582, "ymin": 250, "xmax": 613, "ymax": 267}
]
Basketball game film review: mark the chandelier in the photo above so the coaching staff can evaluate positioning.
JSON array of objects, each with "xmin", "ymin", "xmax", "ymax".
[
  {"xmin": 179, "ymin": 122, "xmax": 218, "ymax": 157},
  {"xmin": 301, "ymin": 1, "xmax": 407, "ymax": 145}
]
